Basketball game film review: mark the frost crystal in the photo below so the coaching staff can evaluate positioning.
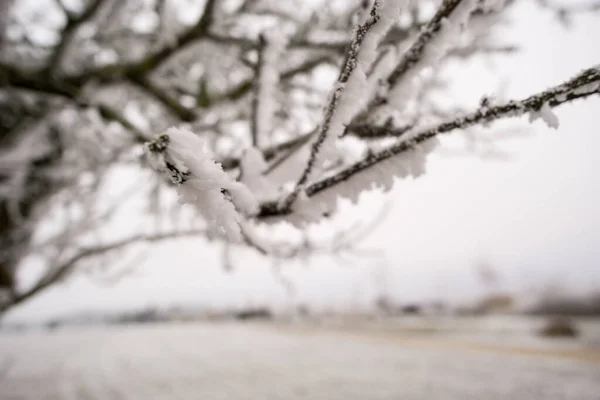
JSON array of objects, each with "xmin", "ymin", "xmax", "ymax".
[
  {"xmin": 239, "ymin": 147, "xmax": 279, "ymax": 202},
  {"xmin": 145, "ymin": 127, "xmax": 258, "ymax": 241},
  {"xmin": 529, "ymin": 103, "xmax": 560, "ymax": 129}
]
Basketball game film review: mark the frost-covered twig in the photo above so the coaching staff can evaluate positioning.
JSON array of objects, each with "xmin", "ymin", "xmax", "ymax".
[
  {"xmin": 346, "ymin": 121, "xmax": 414, "ymax": 139},
  {"xmin": 388, "ymin": 0, "xmax": 465, "ymax": 86},
  {"xmin": 281, "ymin": 0, "xmax": 404, "ymax": 212},
  {"xmin": 313, "ymin": 66, "xmax": 600, "ymax": 191},
  {"xmin": 250, "ymin": 31, "xmax": 286, "ymax": 147},
  {"xmin": 145, "ymin": 128, "xmax": 259, "ymax": 241},
  {"xmin": 382, "ymin": 0, "xmax": 479, "ymax": 111},
  {"xmin": 258, "ymin": 66, "xmax": 600, "ymax": 219}
]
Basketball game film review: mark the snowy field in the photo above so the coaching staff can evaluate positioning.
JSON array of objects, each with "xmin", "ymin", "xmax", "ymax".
[{"xmin": 1, "ymin": 319, "xmax": 599, "ymax": 400}]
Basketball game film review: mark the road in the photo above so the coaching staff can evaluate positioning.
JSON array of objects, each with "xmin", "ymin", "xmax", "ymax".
[{"xmin": 1, "ymin": 321, "xmax": 599, "ymax": 399}]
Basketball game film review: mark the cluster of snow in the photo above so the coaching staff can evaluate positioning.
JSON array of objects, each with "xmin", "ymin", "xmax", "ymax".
[
  {"xmin": 145, "ymin": 128, "xmax": 258, "ymax": 241},
  {"xmin": 387, "ymin": 0, "xmax": 478, "ymax": 112},
  {"xmin": 528, "ymin": 103, "xmax": 560, "ymax": 129},
  {"xmin": 255, "ymin": 30, "xmax": 288, "ymax": 144},
  {"xmin": 239, "ymin": 147, "xmax": 279, "ymax": 202},
  {"xmin": 310, "ymin": 0, "xmax": 408, "ymax": 179},
  {"xmin": 284, "ymin": 137, "xmax": 439, "ymax": 226}
]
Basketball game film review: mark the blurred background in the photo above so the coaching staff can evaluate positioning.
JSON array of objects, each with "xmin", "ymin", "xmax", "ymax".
[{"xmin": 1, "ymin": 0, "xmax": 599, "ymax": 399}]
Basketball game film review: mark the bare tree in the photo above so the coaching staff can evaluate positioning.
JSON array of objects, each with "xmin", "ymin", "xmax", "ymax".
[{"xmin": 1, "ymin": 0, "xmax": 598, "ymax": 314}]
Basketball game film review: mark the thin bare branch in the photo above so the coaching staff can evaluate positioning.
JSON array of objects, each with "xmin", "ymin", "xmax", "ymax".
[{"xmin": 0, "ymin": 229, "xmax": 206, "ymax": 314}]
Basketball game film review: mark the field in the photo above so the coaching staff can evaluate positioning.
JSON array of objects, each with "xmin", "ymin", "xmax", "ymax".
[{"xmin": 1, "ymin": 316, "xmax": 599, "ymax": 399}]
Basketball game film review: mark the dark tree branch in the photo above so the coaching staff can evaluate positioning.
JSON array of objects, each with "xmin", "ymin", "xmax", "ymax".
[
  {"xmin": 0, "ymin": 63, "xmax": 78, "ymax": 97},
  {"xmin": 346, "ymin": 122, "xmax": 413, "ymax": 139},
  {"xmin": 46, "ymin": 0, "xmax": 106, "ymax": 78},
  {"xmin": 0, "ymin": 229, "xmax": 206, "ymax": 315},
  {"xmin": 127, "ymin": 75, "xmax": 197, "ymax": 121},
  {"xmin": 95, "ymin": 103, "xmax": 148, "ymax": 142},
  {"xmin": 210, "ymin": 54, "xmax": 335, "ymax": 105},
  {"xmin": 68, "ymin": 0, "xmax": 218, "ymax": 83}
]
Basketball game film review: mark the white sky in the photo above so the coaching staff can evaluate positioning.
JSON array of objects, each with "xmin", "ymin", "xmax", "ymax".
[{"xmin": 4, "ymin": 1, "xmax": 600, "ymax": 323}]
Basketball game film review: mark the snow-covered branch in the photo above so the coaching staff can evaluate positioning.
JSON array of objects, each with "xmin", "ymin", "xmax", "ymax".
[
  {"xmin": 257, "ymin": 66, "xmax": 600, "ymax": 220},
  {"xmin": 145, "ymin": 128, "xmax": 259, "ymax": 241},
  {"xmin": 250, "ymin": 31, "xmax": 286, "ymax": 147},
  {"xmin": 382, "ymin": 0, "xmax": 479, "ymax": 112},
  {"xmin": 281, "ymin": 0, "xmax": 406, "ymax": 212},
  {"xmin": 4, "ymin": 0, "xmax": 600, "ymax": 304}
]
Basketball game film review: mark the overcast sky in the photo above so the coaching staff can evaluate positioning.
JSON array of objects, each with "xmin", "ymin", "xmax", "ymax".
[{"xmin": 4, "ymin": 1, "xmax": 600, "ymax": 323}]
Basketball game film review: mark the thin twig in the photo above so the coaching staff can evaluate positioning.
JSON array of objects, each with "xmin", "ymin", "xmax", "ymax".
[
  {"xmin": 280, "ymin": 0, "xmax": 383, "ymax": 212},
  {"xmin": 0, "ymin": 229, "xmax": 206, "ymax": 314},
  {"xmin": 387, "ymin": 0, "xmax": 464, "ymax": 88},
  {"xmin": 47, "ymin": 0, "xmax": 106, "ymax": 78}
]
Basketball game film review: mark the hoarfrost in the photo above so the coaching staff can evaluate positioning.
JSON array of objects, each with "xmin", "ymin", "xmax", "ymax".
[
  {"xmin": 145, "ymin": 128, "xmax": 258, "ymax": 241},
  {"xmin": 239, "ymin": 147, "xmax": 279, "ymax": 202},
  {"xmin": 529, "ymin": 103, "xmax": 559, "ymax": 129}
]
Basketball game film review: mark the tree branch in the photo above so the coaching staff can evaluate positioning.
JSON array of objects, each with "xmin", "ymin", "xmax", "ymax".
[
  {"xmin": 127, "ymin": 75, "xmax": 197, "ymax": 121},
  {"xmin": 68, "ymin": 0, "xmax": 218, "ymax": 82},
  {"xmin": 210, "ymin": 54, "xmax": 335, "ymax": 105},
  {"xmin": 346, "ymin": 121, "xmax": 413, "ymax": 139},
  {"xmin": 219, "ymin": 129, "xmax": 315, "ymax": 171},
  {"xmin": 0, "ymin": 229, "xmax": 206, "ymax": 315},
  {"xmin": 386, "ymin": 0, "xmax": 464, "ymax": 88},
  {"xmin": 280, "ymin": 1, "xmax": 384, "ymax": 211},
  {"xmin": 257, "ymin": 66, "xmax": 600, "ymax": 218},
  {"xmin": 0, "ymin": 63, "xmax": 78, "ymax": 97},
  {"xmin": 46, "ymin": 0, "xmax": 106, "ymax": 78}
]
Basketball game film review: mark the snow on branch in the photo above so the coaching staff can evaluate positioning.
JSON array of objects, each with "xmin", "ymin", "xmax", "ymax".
[
  {"xmin": 251, "ymin": 31, "xmax": 287, "ymax": 147},
  {"xmin": 257, "ymin": 66, "xmax": 600, "ymax": 221},
  {"xmin": 280, "ymin": 0, "xmax": 406, "ymax": 212},
  {"xmin": 387, "ymin": 0, "xmax": 466, "ymax": 86},
  {"xmin": 145, "ymin": 128, "xmax": 258, "ymax": 241},
  {"xmin": 383, "ymin": 0, "xmax": 479, "ymax": 112}
]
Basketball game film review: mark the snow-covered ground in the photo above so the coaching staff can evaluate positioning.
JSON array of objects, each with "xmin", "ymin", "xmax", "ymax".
[{"xmin": 1, "ymin": 319, "xmax": 599, "ymax": 400}]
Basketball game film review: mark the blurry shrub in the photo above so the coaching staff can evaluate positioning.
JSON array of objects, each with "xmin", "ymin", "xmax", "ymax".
[
  {"xmin": 233, "ymin": 308, "xmax": 272, "ymax": 321},
  {"xmin": 528, "ymin": 291, "xmax": 600, "ymax": 316},
  {"xmin": 468, "ymin": 293, "xmax": 515, "ymax": 315},
  {"xmin": 538, "ymin": 317, "xmax": 579, "ymax": 338},
  {"xmin": 401, "ymin": 304, "xmax": 422, "ymax": 315}
]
